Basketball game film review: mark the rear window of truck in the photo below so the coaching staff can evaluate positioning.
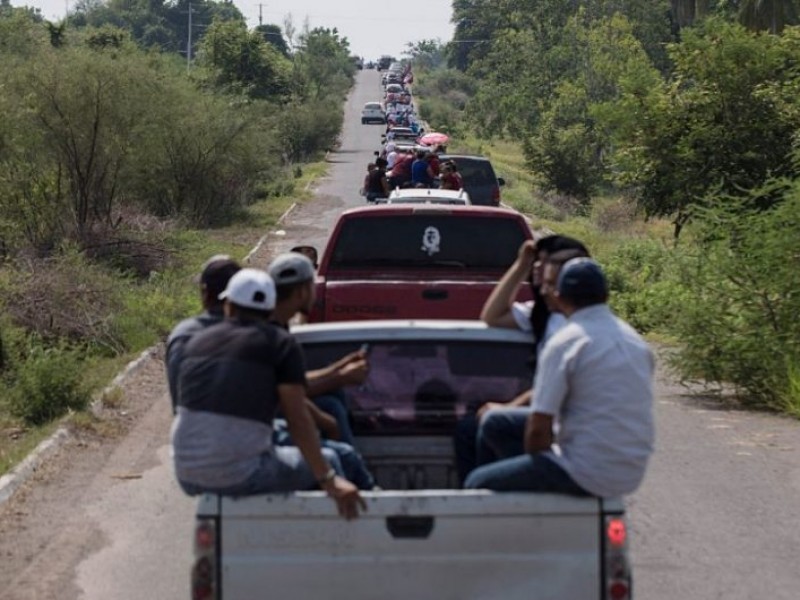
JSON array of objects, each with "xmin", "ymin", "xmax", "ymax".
[
  {"xmin": 302, "ymin": 339, "xmax": 533, "ymax": 435},
  {"xmin": 328, "ymin": 215, "xmax": 527, "ymax": 271},
  {"xmin": 449, "ymin": 158, "xmax": 498, "ymax": 186}
]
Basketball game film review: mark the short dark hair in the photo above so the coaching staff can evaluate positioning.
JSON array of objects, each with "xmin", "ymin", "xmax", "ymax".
[{"xmin": 275, "ymin": 280, "xmax": 310, "ymax": 303}]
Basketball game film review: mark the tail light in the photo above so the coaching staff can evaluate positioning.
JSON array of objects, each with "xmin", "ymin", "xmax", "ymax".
[
  {"xmin": 192, "ymin": 518, "xmax": 218, "ymax": 600},
  {"xmin": 603, "ymin": 516, "xmax": 631, "ymax": 600},
  {"xmin": 309, "ymin": 282, "xmax": 326, "ymax": 323},
  {"xmin": 491, "ymin": 185, "xmax": 501, "ymax": 205}
]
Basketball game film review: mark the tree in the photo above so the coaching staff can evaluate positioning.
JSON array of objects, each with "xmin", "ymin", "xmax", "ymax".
[
  {"xmin": 197, "ymin": 19, "xmax": 292, "ymax": 101},
  {"xmin": 256, "ymin": 23, "xmax": 289, "ymax": 57},
  {"xmin": 404, "ymin": 39, "xmax": 446, "ymax": 70},
  {"xmin": 603, "ymin": 19, "xmax": 800, "ymax": 236},
  {"xmin": 737, "ymin": 0, "xmax": 799, "ymax": 32},
  {"xmin": 294, "ymin": 26, "xmax": 354, "ymax": 99}
]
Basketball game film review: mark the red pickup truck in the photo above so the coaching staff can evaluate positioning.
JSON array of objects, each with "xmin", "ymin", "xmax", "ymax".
[{"xmin": 307, "ymin": 204, "xmax": 533, "ymax": 322}]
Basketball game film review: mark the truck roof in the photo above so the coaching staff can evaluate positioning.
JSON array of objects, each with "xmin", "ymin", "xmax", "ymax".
[{"xmin": 339, "ymin": 204, "xmax": 526, "ymax": 219}]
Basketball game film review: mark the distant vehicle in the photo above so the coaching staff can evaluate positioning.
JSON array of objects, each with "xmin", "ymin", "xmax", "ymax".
[
  {"xmin": 385, "ymin": 127, "xmax": 418, "ymax": 144},
  {"xmin": 350, "ymin": 56, "xmax": 364, "ymax": 70},
  {"xmin": 361, "ymin": 102, "xmax": 386, "ymax": 125},
  {"xmin": 438, "ymin": 155, "xmax": 506, "ymax": 207},
  {"xmin": 307, "ymin": 204, "xmax": 533, "ymax": 322},
  {"xmin": 386, "ymin": 188, "xmax": 471, "ymax": 205},
  {"xmin": 377, "ymin": 55, "xmax": 394, "ymax": 71}
]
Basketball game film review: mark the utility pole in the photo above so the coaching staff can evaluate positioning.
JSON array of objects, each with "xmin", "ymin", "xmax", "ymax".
[
  {"xmin": 258, "ymin": 3, "xmax": 264, "ymax": 26},
  {"xmin": 187, "ymin": 2, "xmax": 193, "ymax": 71}
]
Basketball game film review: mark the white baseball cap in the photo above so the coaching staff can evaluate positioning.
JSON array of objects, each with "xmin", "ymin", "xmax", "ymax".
[{"xmin": 218, "ymin": 268, "xmax": 276, "ymax": 312}]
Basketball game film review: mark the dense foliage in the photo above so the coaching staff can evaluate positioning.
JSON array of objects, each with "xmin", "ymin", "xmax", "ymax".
[
  {"xmin": 421, "ymin": 0, "xmax": 800, "ymax": 413},
  {"xmin": 0, "ymin": 6, "xmax": 355, "ymax": 425}
]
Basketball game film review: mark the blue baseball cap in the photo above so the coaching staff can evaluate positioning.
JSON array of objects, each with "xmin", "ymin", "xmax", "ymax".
[{"xmin": 557, "ymin": 257, "xmax": 608, "ymax": 300}]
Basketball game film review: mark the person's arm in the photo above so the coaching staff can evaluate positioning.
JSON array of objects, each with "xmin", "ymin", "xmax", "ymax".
[
  {"xmin": 480, "ymin": 240, "xmax": 537, "ymax": 328},
  {"xmin": 524, "ymin": 412, "xmax": 554, "ymax": 453},
  {"xmin": 306, "ymin": 350, "xmax": 368, "ymax": 397},
  {"xmin": 476, "ymin": 389, "xmax": 531, "ymax": 420},
  {"xmin": 279, "ymin": 383, "xmax": 365, "ymax": 519},
  {"xmin": 525, "ymin": 330, "xmax": 570, "ymax": 454},
  {"xmin": 305, "ymin": 399, "xmax": 340, "ymax": 440}
]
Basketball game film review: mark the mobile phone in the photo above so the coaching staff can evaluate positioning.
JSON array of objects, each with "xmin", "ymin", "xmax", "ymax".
[{"xmin": 359, "ymin": 343, "xmax": 370, "ymax": 355}]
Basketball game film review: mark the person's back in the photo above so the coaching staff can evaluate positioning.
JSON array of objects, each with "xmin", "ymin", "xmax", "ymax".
[
  {"xmin": 543, "ymin": 305, "xmax": 654, "ymax": 497},
  {"xmin": 411, "ymin": 156, "xmax": 432, "ymax": 187},
  {"xmin": 173, "ymin": 318, "xmax": 302, "ymax": 490},
  {"xmin": 366, "ymin": 165, "xmax": 388, "ymax": 200}
]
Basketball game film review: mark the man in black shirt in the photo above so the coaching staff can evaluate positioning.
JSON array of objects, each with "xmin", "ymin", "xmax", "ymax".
[
  {"xmin": 165, "ymin": 255, "xmax": 240, "ymax": 413},
  {"xmin": 172, "ymin": 268, "xmax": 365, "ymax": 519}
]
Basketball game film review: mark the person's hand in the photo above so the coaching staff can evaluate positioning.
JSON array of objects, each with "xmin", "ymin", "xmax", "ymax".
[
  {"xmin": 517, "ymin": 240, "xmax": 537, "ymax": 267},
  {"xmin": 335, "ymin": 350, "xmax": 366, "ymax": 369},
  {"xmin": 339, "ymin": 358, "xmax": 369, "ymax": 385},
  {"xmin": 477, "ymin": 401, "xmax": 508, "ymax": 421},
  {"xmin": 323, "ymin": 476, "xmax": 367, "ymax": 520}
]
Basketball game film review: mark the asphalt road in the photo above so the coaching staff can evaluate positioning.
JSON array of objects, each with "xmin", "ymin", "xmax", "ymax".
[{"xmin": 1, "ymin": 69, "xmax": 799, "ymax": 600}]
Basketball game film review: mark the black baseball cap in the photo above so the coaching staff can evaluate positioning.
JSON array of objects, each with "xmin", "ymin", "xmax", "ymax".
[{"xmin": 557, "ymin": 257, "xmax": 608, "ymax": 300}]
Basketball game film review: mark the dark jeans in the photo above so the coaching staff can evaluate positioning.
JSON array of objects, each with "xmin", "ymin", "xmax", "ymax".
[
  {"xmin": 453, "ymin": 408, "xmax": 529, "ymax": 484},
  {"xmin": 312, "ymin": 391, "xmax": 355, "ymax": 446},
  {"xmin": 273, "ymin": 420, "xmax": 374, "ymax": 490},
  {"xmin": 464, "ymin": 452, "xmax": 591, "ymax": 496},
  {"xmin": 178, "ymin": 445, "xmax": 344, "ymax": 497}
]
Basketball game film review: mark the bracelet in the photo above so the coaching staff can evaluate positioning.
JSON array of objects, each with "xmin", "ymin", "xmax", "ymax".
[{"xmin": 317, "ymin": 468, "xmax": 336, "ymax": 486}]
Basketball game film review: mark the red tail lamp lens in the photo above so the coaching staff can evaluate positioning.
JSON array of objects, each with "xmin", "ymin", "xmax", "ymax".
[
  {"xmin": 196, "ymin": 524, "xmax": 214, "ymax": 550},
  {"xmin": 608, "ymin": 581, "xmax": 630, "ymax": 600},
  {"xmin": 607, "ymin": 518, "xmax": 627, "ymax": 547}
]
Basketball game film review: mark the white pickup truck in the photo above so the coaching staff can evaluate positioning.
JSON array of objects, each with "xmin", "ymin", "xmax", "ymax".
[{"xmin": 191, "ymin": 321, "xmax": 633, "ymax": 600}]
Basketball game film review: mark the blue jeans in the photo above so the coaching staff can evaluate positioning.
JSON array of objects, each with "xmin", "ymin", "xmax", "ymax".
[
  {"xmin": 464, "ymin": 452, "xmax": 591, "ymax": 496},
  {"xmin": 273, "ymin": 420, "xmax": 374, "ymax": 490},
  {"xmin": 312, "ymin": 391, "xmax": 356, "ymax": 446},
  {"xmin": 476, "ymin": 408, "xmax": 530, "ymax": 467},
  {"xmin": 453, "ymin": 408, "xmax": 529, "ymax": 484},
  {"xmin": 178, "ymin": 445, "xmax": 344, "ymax": 497}
]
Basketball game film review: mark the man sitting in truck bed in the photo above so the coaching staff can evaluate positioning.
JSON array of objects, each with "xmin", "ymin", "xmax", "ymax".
[
  {"xmin": 465, "ymin": 259, "xmax": 655, "ymax": 497},
  {"xmin": 172, "ymin": 268, "xmax": 365, "ymax": 518}
]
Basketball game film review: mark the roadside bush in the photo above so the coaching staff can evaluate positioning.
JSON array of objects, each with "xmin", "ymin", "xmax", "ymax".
[
  {"xmin": 5, "ymin": 340, "xmax": 89, "ymax": 426},
  {"xmin": 666, "ymin": 187, "xmax": 800, "ymax": 411},
  {"xmin": 602, "ymin": 238, "xmax": 682, "ymax": 333},
  {"xmin": 3, "ymin": 248, "xmax": 126, "ymax": 354},
  {"xmin": 272, "ymin": 100, "xmax": 343, "ymax": 163}
]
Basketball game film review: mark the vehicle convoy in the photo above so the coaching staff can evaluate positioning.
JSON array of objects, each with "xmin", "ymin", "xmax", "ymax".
[
  {"xmin": 192, "ymin": 321, "xmax": 633, "ymax": 600},
  {"xmin": 306, "ymin": 204, "xmax": 534, "ymax": 323}
]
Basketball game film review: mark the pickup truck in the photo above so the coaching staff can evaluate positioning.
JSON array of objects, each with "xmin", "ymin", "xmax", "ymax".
[
  {"xmin": 192, "ymin": 321, "xmax": 633, "ymax": 600},
  {"xmin": 307, "ymin": 205, "xmax": 534, "ymax": 322}
]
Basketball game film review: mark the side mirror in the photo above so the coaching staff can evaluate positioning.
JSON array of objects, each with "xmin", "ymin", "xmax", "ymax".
[
  {"xmin": 497, "ymin": 177, "xmax": 506, "ymax": 187},
  {"xmin": 289, "ymin": 245, "xmax": 319, "ymax": 269}
]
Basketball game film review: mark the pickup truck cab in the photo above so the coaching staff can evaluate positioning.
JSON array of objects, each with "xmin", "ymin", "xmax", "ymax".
[
  {"xmin": 192, "ymin": 321, "xmax": 633, "ymax": 600},
  {"xmin": 308, "ymin": 204, "xmax": 533, "ymax": 322}
]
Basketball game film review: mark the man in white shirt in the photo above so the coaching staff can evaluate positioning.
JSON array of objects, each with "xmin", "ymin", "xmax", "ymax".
[
  {"xmin": 453, "ymin": 237, "xmax": 588, "ymax": 483},
  {"xmin": 465, "ymin": 258, "xmax": 655, "ymax": 497}
]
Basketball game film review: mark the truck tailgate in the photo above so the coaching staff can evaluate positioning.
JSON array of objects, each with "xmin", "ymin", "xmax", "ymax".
[
  {"xmin": 321, "ymin": 279, "xmax": 501, "ymax": 321},
  {"xmin": 207, "ymin": 491, "xmax": 603, "ymax": 600}
]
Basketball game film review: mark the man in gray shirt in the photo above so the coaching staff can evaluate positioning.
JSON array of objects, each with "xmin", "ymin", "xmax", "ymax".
[{"xmin": 465, "ymin": 258, "xmax": 655, "ymax": 497}]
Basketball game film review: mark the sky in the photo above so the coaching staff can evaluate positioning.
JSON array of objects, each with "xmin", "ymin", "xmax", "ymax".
[{"xmin": 18, "ymin": 0, "xmax": 456, "ymax": 59}]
